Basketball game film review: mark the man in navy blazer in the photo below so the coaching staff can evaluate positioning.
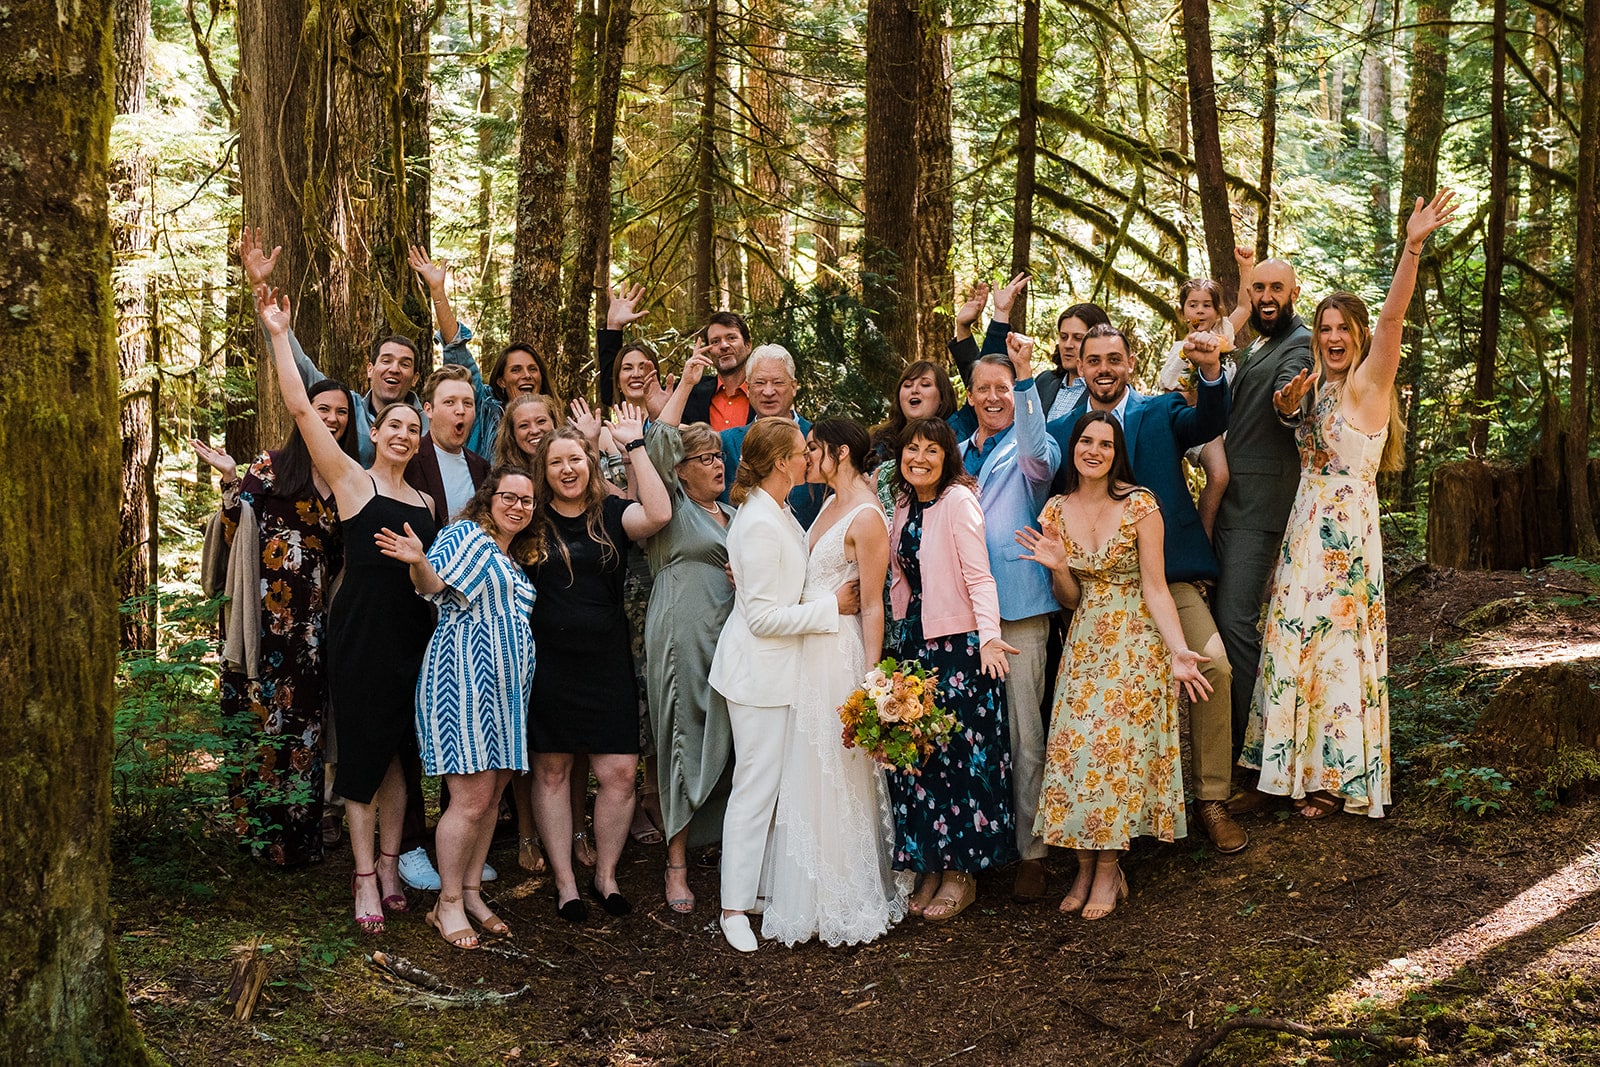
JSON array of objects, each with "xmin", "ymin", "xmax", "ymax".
[
  {"xmin": 718, "ymin": 345, "xmax": 826, "ymax": 528},
  {"xmin": 1045, "ymin": 324, "xmax": 1248, "ymax": 854}
]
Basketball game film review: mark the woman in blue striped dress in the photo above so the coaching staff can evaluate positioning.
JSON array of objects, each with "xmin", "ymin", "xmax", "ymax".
[{"xmin": 376, "ymin": 467, "xmax": 538, "ymax": 950}]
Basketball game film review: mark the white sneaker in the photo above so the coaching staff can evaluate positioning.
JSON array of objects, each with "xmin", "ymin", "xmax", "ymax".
[
  {"xmin": 481, "ymin": 862, "xmax": 498, "ymax": 883},
  {"xmin": 397, "ymin": 847, "xmax": 441, "ymax": 891},
  {"xmin": 720, "ymin": 912, "xmax": 758, "ymax": 953}
]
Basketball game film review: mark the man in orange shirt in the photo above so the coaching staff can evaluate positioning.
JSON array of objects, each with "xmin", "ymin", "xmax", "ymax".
[{"xmin": 683, "ymin": 311, "xmax": 757, "ymax": 430}]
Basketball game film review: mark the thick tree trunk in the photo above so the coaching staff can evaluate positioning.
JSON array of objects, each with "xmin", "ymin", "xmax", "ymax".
[
  {"xmin": 746, "ymin": 5, "xmax": 789, "ymax": 309},
  {"xmin": 813, "ymin": 119, "xmax": 843, "ymax": 282},
  {"xmin": 1255, "ymin": 0, "xmax": 1278, "ymax": 262},
  {"xmin": 915, "ymin": 1, "xmax": 953, "ymax": 363},
  {"xmin": 863, "ymin": 0, "xmax": 921, "ymax": 379},
  {"xmin": 472, "ymin": 0, "xmax": 501, "ymax": 354},
  {"xmin": 563, "ymin": 0, "xmax": 634, "ymax": 372},
  {"xmin": 690, "ymin": 0, "xmax": 720, "ymax": 322},
  {"xmin": 237, "ymin": 0, "xmax": 322, "ymax": 450},
  {"xmin": 1181, "ymin": 0, "xmax": 1239, "ymax": 297},
  {"xmin": 1473, "ymin": 0, "xmax": 1507, "ymax": 456},
  {"xmin": 1567, "ymin": 0, "xmax": 1600, "ymax": 556},
  {"xmin": 511, "ymin": 0, "xmax": 575, "ymax": 386},
  {"xmin": 1009, "ymin": 0, "xmax": 1039, "ymax": 330},
  {"xmin": 1393, "ymin": 0, "xmax": 1452, "ymax": 504},
  {"xmin": 0, "ymin": 4, "xmax": 154, "ymax": 1061},
  {"xmin": 1359, "ymin": 0, "xmax": 1393, "ymax": 260},
  {"xmin": 114, "ymin": 0, "xmax": 154, "ymax": 649}
]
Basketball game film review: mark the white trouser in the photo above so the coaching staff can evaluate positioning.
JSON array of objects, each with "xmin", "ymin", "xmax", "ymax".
[
  {"xmin": 720, "ymin": 700, "xmax": 792, "ymax": 911},
  {"xmin": 1002, "ymin": 615, "xmax": 1051, "ymax": 861}
]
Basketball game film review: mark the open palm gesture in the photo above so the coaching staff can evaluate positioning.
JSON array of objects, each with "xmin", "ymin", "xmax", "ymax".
[
  {"xmin": 1405, "ymin": 189, "xmax": 1460, "ymax": 249},
  {"xmin": 407, "ymin": 245, "xmax": 447, "ymax": 290},
  {"xmin": 1016, "ymin": 523, "xmax": 1068, "ymax": 572}
]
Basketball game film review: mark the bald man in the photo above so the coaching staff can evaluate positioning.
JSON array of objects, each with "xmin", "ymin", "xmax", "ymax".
[{"xmin": 1211, "ymin": 258, "xmax": 1313, "ymax": 755}]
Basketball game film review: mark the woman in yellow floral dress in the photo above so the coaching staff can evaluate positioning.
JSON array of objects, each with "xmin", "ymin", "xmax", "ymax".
[
  {"xmin": 1240, "ymin": 189, "xmax": 1458, "ymax": 819},
  {"xmin": 1018, "ymin": 411, "xmax": 1212, "ymax": 919}
]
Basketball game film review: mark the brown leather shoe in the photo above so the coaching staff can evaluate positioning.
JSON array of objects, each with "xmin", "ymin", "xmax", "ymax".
[
  {"xmin": 1011, "ymin": 858, "xmax": 1047, "ymax": 902},
  {"xmin": 1197, "ymin": 800, "xmax": 1248, "ymax": 854}
]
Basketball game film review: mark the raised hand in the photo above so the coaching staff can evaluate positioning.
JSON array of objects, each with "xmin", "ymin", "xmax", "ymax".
[
  {"xmin": 680, "ymin": 344, "xmax": 716, "ymax": 387},
  {"xmin": 1273, "ymin": 367, "xmax": 1315, "ymax": 418},
  {"xmin": 190, "ymin": 438, "xmax": 238, "ymax": 482},
  {"xmin": 1016, "ymin": 523, "xmax": 1067, "ymax": 572},
  {"xmin": 606, "ymin": 282, "xmax": 648, "ymax": 330},
  {"xmin": 568, "ymin": 397, "xmax": 603, "ymax": 443},
  {"xmin": 980, "ymin": 637, "xmax": 1021, "ymax": 679},
  {"xmin": 240, "ymin": 225, "xmax": 281, "ymax": 288},
  {"xmin": 954, "ymin": 281, "xmax": 992, "ymax": 330},
  {"xmin": 374, "ymin": 523, "xmax": 427, "ymax": 565},
  {"xmin": 1181, "ymin": 330, "xmax": 1225, "ymax": 378},
  {"xmin": 1405, "ymin": 189, "xmax": 1460, "ymax": 250},
  {"xmin": 257, "ymin": 286, "xmax": 293, "ymax": 337},
  {"xmin": 1005, "ymin": 330, "xmax": 1037, "ymax": 380},
  {"xmin": 406, "ymin": 244, "xmax": 447, "ymax": 291},
  {"xmin": 607, "ymin": 400, "xmax": 647, "ymax": 443},
  {"xmin": 1172, "ymin": 648, "xmax": 1214, "ymax": 704},
  {"xmin": 991, "ymin": 272, "xmax": 1030, "ymax": 318},
  {"xmin": 1233, "ymin": 245, "xmax": 1255, "ymax": 271}
]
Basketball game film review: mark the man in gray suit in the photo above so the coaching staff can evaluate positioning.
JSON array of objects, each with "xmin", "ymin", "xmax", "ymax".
[{"xmin": 1211, "ymin": 257, "xmax": 1313, "ymax": 753}]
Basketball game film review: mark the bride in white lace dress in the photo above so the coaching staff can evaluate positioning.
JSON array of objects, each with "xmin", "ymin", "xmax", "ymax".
[{"xmin": 763, "ymin": 419, "xmax": 912, "ymax": 947}]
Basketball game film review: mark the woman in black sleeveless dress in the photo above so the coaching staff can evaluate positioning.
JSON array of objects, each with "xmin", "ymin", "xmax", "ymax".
[{"xmin": 259, "ymin": 287, "xmax": 441, "ymax": 937}]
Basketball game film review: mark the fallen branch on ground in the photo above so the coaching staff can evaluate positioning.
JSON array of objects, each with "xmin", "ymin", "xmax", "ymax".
[
  {"xmin": 367, "ymin": 951, "xmax": 531, "ymax": 1008},
  {"xmin": 1179, "ymin": 1017, "xmax": 1427, "ymax": 1067}
]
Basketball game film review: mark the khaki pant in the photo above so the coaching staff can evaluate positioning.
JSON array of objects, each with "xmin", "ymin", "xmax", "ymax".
[
  {"xmin": 1001, "ymin": 615, "xmax": 1050, "ymax": 861},
  {"xmin": 1171, "ymin": 581, "xmax": 1234, "ymax": 802}
]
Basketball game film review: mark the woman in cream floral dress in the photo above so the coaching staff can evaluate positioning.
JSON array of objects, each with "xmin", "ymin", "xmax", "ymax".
[
  {"xmin": 1240, "ymin": 189, "xmax": 1459, "ymax": 819},
  {"xmin": 1018, "ymin": 411, "xmax": 1212, "ymax": 920}
]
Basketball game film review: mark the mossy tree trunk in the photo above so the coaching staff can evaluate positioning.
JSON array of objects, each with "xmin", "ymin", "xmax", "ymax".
[
  {"xmin": 1009, "ymin": 0, "xmax": 1038, "ymax": 331},
  {"xmin": 1180, "ymin": 0, "xmax": 1239, "ymax": 298},
  {"xmin": 0, "ymin": 3, "xmax": 153, "ymax": 1062},
  {"xmin": 862, "ymin": 0, "xmax": 923, "ymax": 384}
]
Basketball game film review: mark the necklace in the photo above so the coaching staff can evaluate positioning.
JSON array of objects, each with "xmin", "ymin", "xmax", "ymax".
[
  {"xmin": 1070, "ymin": 493, "xmax": 1121, "ymax": 549},
  {"xmin": 692, "ymin": 497, "xmax": 723, "ymax": 518}
]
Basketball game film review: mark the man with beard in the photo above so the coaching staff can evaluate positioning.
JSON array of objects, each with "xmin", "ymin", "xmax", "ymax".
[
  {"xmin": 1045, "ymin": 324, "xmax": 1244, "ymax": 853},
  {"xmin": 1210, "ymin": 256, "xmax": 1313, "ymax": 751},
  {"xmin": 684, "ymin": 311, "xmax": 759, "ymax": 430}
]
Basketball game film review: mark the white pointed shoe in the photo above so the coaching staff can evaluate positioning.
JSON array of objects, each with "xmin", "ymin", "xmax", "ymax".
[{"xmin": 720, "ymin": 912, "xmax": 758, "ymax": 953}]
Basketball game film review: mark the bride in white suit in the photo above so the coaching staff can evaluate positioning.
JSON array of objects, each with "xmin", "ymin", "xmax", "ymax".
[{"xmin": 709, "ymin": 417, "xmax": 860, "ymax": 953}]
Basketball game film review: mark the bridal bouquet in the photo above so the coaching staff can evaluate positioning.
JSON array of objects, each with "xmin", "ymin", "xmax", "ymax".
[{"xmin": 838, "ymin": 659, "xmax": 960, "ymax": 774}]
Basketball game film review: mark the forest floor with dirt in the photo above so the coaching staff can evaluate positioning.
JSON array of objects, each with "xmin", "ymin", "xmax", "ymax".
[{"xmin": 114, "ymin": 563, "xmax": 1600, "ymax": 1066}]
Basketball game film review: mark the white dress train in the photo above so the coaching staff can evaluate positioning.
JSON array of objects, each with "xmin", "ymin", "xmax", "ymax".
[{"xmin": 761, "ymin": 501, "xmax": 912, "ymax": 947}]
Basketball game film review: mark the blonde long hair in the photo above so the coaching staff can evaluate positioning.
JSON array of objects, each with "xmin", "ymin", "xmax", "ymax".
[
  {"xmin": 729, "ymin": 417, "xmax": 803, "ymax": 506},
  {"xmin": 1312, "ymin": 292, "xmax": 1406, "ymax": 472}
]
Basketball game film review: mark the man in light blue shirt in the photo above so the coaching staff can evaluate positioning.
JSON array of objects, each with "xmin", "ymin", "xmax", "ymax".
[{"xmin": 959, "ymin": 335, "xmax": 1061, "ymax": 901}]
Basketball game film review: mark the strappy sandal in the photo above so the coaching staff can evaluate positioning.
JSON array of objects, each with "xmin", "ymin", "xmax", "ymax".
[
  {"xmin": 462, "ymin": 884, "xmax": 511, "ymax": 938},
  {"xmin": 923, "ymin": 872, "xmax": 976, "ymax": 922},
  {"xmin": 1082, "ymin": 859, "xmax": 1128, "ymax": 922},
  {"xmin": 519, "ymin": 835, "xmax": 547, "ymax": 874},
  {"xmin": 1299, "ymin": 791, "xmax": 1343, "ymax": 820},
  {"xmin": 425, "ymin": 893, "xmax": 479, "ymax": 950},
  {"xmin": 350, "ymin": 870, "xmax": 385, "ymax": 935},
  {"xmin": 907, "ymin": 873, "xmax": 940, "ymax": 917},
  {"xmin": 664, "ymin": 862, "xmax": 695, "ymax": 914},
  {"xmin": 573, "ymin": 830, "xmax": 598, "ymax": 868},
  {"xmin": 377, "ymin": 850, "xmax": 408, "ymax": 912},
  {"xmin": 630, "ymin": 790, "xmax": 665, "ymax": 845}
]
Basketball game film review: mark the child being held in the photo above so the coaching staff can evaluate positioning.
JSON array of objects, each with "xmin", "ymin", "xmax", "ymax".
[{"xmin": 1158, "ymin": 273, "xmax": 1251, "ymax": 538}]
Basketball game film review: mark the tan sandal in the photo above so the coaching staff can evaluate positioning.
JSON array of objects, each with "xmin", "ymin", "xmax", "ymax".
[
  {"xmin": 1299, "ymin": 791, "xmax": 1343, "ymax": 820},
  {"xmin": 518, "ymin": 835, "xmax": 547, "ymax": 874},
  {"xmin": 923, "ymin": 872, "xmax": 975, "ymax": 922},
  {"xmin": 462, "ymin": 885, "xmax": 510, "ymax": 938},
  {"xmin": 425, "ymin": 894, "xmax": 478, "ymax": 950},
  {"xmin": 1082, "ymin": 859, "xmax": 1128, "ymax": 921}
]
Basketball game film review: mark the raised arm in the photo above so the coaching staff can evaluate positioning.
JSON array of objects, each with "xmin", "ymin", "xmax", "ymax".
[
  {"xmin": 1016, "ymin": 519, "xmax": 1080, "ymax": 610},
  {"xmin": 1358, "ymin": 189, "xmax": 1459, "ymax": 400},
  {"xmin": 612, "ymin": 402, "xmax": 673, "ymax": 539},
  {"xmin": 1007, "ymin": 332, "xmax": 1060, "ymax": 485},
  {"xmin": 408, "ymin": 245, "xmax": 459, "ymax": 348},
  {"xmin": 243, "ymin": 226, "xmax": 326, "ymax": 391},
  {"xmin": 1133, "ymin": 507, "xmax": 1211, "ymax": 704},
  {"xmin": 259, "ymin": 288, "xmax": 370, "ymax": 506},
  {"xmin": 657, "ymin": 346, "xmax": 714, "ymax": 427},
  {"xmin": 598, "ymin": 282, "xmax": 647, "ymax": 408},
  {"xmin": 1227, "ymin": 246, "xmax": 1255, "ymax": 337}
]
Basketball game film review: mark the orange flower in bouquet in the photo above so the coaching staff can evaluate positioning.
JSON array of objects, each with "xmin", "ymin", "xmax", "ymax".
[{"xmin": 838, "ymin": 658, "xmax": 960, "ymax": 774}]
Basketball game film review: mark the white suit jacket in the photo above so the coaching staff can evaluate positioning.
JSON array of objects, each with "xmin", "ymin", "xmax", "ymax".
[{"xmin": 709, "ymin": 487, "xmax": 839, "ymax": 707}]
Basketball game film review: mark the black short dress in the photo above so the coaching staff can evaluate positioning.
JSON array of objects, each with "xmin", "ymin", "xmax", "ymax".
[
  {"xmin": 327, "ymin": 486, "xmax": 438, "ymax": 803},
  {"xmin": 527, "ymin": 496, "xmax": 639, "ymax": 754}
]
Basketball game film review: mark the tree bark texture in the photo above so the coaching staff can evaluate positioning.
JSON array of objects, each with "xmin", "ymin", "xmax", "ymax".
[
  {"xmin": 114, "ymin": 0, "xmax": 154, "ymax": 648},
  {"xmin": 1566, "ymin": 0, "xmax": 1600, "ymax": 556},
  {"xmin": 1255, "ymin": 0, "xmax": 1278, "ymax": 261},
  {"xmin": 563, "ymin": 0, "xmax": 634, "ymax": 375},
  {"xmin": 511, "ymin": 0, "xmax": 575, "ymax": 390},
  {"xmin": 914, "ymin": 0, "xmax": 953, "ymax": 364},
  {"xmin": 1393, "ymin": 0, "xmax": 1452, "ymax": 504},
  {"xmin": 1181, "ymin": 0, "xmax": 1239, "ymax": 298},
  {"xmin": 746, "ymin": 0, "xmax": 789, "ymax": 308},
  {"xmin": 237, "ymin": 0, "xmax": 324, "ymax": 451},
  {"xmin": 1473, "ymin": 0, "xmax": 1508, "ymax": 456},
  {"xmin": 690, "ymin": 0, "xmax": 720, "ymax": 322},
  {"xmin": 1009, "ymin": 0, "xmax": 1039, "ymax": 331},
  {"xmin": 862, "ymin": 0, "xmax": 923, "ymax": 384},
  {"xmin": 0, "ymin": 4, "xmax": 154, "ymax": 1061}
]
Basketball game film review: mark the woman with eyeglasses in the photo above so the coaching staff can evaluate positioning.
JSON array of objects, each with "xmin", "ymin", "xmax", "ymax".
[
  {"xmin": 376, "ymin": 467, "xmax": 539, "ymax": 949},
  {"xmin": 643, "ymin": 354, "xmax": 739, "ymax": 913}
]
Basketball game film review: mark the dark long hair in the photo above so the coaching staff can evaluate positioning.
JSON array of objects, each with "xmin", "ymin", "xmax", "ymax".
[
  {"xmin": 891, "ymin": 417, "xmax": 975, "ymax": 504},
  {"xmin": 1058, "ymin": 411, "xmax": 1138, "ymax": 501},
  {"xmin": 527, "ymin": 426, "xmax": 618, "ymax": 580},
  {"xmin": 274, "ymin": 378, "xmax": 360, "ymax": 499},
  {"xmin": 870, "ymin": 360, "xmax": 958, "ymax": 461},
  {"xmin": 488, "ymin": 341, "xmax": 559, "ymax": 406},
  {"xmin": 809, "ymin": 417, "xmax": 873, "ymax": 478}
]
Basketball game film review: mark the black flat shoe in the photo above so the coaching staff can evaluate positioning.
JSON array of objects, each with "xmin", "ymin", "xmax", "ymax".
[
  {"xmin": 555, "ymin": 894, "xmax": 588, "ymax": 923},
  {"xmin": 587, "ymin": 880, "xmax": 632, "ymax": 916}
]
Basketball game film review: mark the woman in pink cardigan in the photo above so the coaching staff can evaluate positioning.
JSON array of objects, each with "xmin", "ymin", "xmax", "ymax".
[{"xmin": 886, "ymin": 418, "xmax": 1021, "ymax": 922}]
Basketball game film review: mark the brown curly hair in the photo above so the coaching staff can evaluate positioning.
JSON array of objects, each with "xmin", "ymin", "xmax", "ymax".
[{"xmin": 526, "ymin": 426, "xmax": 619, "ymax": 579}]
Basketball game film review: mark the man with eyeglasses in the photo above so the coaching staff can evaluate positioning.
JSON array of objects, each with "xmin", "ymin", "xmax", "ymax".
[{"xmin": 713, "ymin": 344, "xmax": 826, "ymax": 528}]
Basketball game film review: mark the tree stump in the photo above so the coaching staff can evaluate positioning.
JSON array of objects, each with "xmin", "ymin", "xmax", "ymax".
[{"xmin": 1474, "ymin": 661, "xmax": 1600, "ymax": 799}]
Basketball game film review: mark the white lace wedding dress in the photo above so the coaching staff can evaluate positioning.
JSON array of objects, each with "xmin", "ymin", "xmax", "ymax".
[{"xmin": 761, "ymin": 501, "xmax": 912, "ymax": 947}]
